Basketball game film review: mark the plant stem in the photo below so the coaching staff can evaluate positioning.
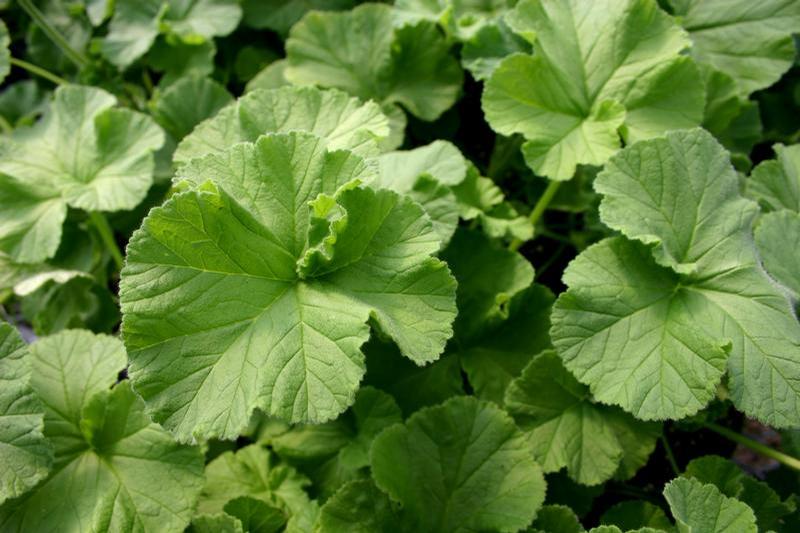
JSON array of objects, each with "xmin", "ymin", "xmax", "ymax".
[
  {"xmin": 10, "ymin": 57, "xmax": 69, "ymax": 85},
  {"xmin": 89, "ymin": 212, "xmax": 124, "ymax": 270},
  {"xmin": 661, "ymin": 434, "xmax": 680, "ymax": 476},
  {"xmin": 18, "ymin": 0, "xmax": 89, "ymax": 69},
  {"xmin": 704, "ymin": 422, "xmax": 800, "ymax": 471},
  {"xmin": 508, "ymin": 180, "xmax": 562, "ymax": 251}
]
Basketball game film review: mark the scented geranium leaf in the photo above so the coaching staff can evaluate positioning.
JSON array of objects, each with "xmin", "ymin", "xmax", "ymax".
[
  {"xmin": 151, "ymin": 76, "xmax": 233, "ymax": 141},
  {"xmin": 0, "ymin": 20, "xmax": 9, "ymax": 84},
  {"xmin": 505, "ymin": 350, "xmax": 658, "ymax": 485},
  {"xmin": 601, "ymin": 501, "xmax": 673, "ymax": 531},
  {"xmin": 364, "ymin": 339, "xmax": 464, "ymax": 416},
  {"xmin": 370, "ymin": 396, "xmax": 546, "ymax": 533},
  {"xmin": 198, "ymin": 444, "xmax": 312, "ymax": 518},
  {"xmin": 461, "ymin": 18, "xmax": 531, "ymax": 81},
  {"xmin": 161, "ymin": 0, "xmax": 242, "ymax": 43},
  {"xmin": 0, "ymin": 81, "xmax": 49, "ymax": 129},
  {"xmin": 551, "ymin": 237, "xmax": 730, "ymax": 420},
  {"xmin": 175, "ymin": 86, "xmax": 390, "ymax": 165},
  {"xmin": 268, "ymin": 387, "xmax": 402, "ymax": 497},
  {"xmin": 0, "ymin": 331, "xmax": 204, "ymax": 532},
  {"xmin": 224, "ymin": 497, "xmax": 287, "ymax": 533},
  {"xmin": 483, "ymin": 0, "xmax": 703, "ymax": 180},
  {"xmin": 242, "ymin": 0, "xmax": 355, "ymax": 36},
  {"xmin": 101, "ymin": 0, "xmax": 165, "ymax": 68},
  {"xmin": 530, "ymin": 504, "xmax": 584, "ymax": 533},
  {"xmin": 395, "ymin": 0, "xmax": 514, "ymax": 40},
  {"xmin": 664, "ymin": 477, "xmax": 757, "ymax": 533},
  {"xmin": 670, "ymin": 0, "xmax": 800, "ymax": 95},
  {"xmin": 285, "ymin": 3, "xmax": 463, "ymax": 121},
  {"xmin": 315, "ymin": 479, "xmax": 402, "ymax": 533},
  {"xmin": 189, "ymin": 513, "xmax": 245, "ymax": 533},
  {"xmin": 246, "ymin": 60, "xmax": 291, "ymax": 92},
  {"xmin": 755, "ymin": 210, "xmax": 800, "ymax": 296},
  {"xmin": 552, "ymin": 129, "xmax": 800, "ymax": 424},
  {"xmin": 747, "ymin": 143, "xmax": 800, "ymax": 213},
  {"xmin": 121, "ymin": 132, "xmax": 456, "ymax": 441},
  {"xmin": 148, "ymin": 38, "xmax": 216, "ymax": 87},
  {"xmin": 0, "ymin": 323, "xmax": 52, "ymax": 504},
  {"xmin": 0, "ymin": 85, "xmax": 164, "ymax": 263}
]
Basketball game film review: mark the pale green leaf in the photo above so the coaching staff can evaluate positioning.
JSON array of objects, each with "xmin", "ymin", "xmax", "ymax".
[
  {"xmin": 505, "ymin": 350, "xmax": 658, "ymax": 485},
  {"xmin": 315, "ymin": 479, "xmax": 401, "ymax": 533},
  {"xmin": 285, "ymin": 3, "xmax": 463, "ymax": 121},
  {"xmin": 121, "ymin": 132, "xmax": 456, "ymax": 441},
  {"xmin": 101, "ymin": 0, "xmax": 165, "ymax": 68},
  {"xmin": 0, "ymin": 331, "xmax": 204, "ymax": 532},
  {"xmin": 553, "ymin": 128, "xmax": 800, "ymax": 426},
  {"xmin": 747, "ymin": 143, "xmax": 800, "ymax": 213},
  {"xmin": 664, "ymin": 477, "xmax": 757, "ymax": 533},
  {"xmin": 671, "ymin": 0, "xmax": 800, "ymax": 95},
  {"xmin": 198, "ymin": 444, "xmax": 312, "ymax": 518},
  {"xmin": 0, "ymin": 85, "xmax": 164, "ymax": 263},
  {"xmin": 162, "ymin": 0, "xmax": 242, "ymax": 43},
  {"xmin": 461, "ymin": 17, "xmax": 531, "ymax": 81},
  {"xmin": 755, "ymin": 210, "xmax": 800, "ymax": 296},
  {"xmin": 175, "ymin": 86, "xmax": 390, "ymax": 165},
  {"xmin": 483, "ymin": 0, "xmax": 703, "ymax": 180},
  {"xmin": 395, "ymin": 0, "xmax": 515, "ymax": 40},
  {"xmin": 370, "ymin": 396, "xmax": 546, "ymax": 533},
  {"xmin": 189, "ymin": 513, "xmax": 245, "ymax": 533},
  {"xmin": 224, "ymin": 496, "xmax": 287, "ymax": 533},
  {"xmin": 0, "ymin": 20, "xmax": 9, "ymax": 85},
  {"xmin": 0, "ymin": 323, "xmax": 52, "ymax": 504},
  {"xmin": 151, "ymin": 75, "xmax": 233, "ymax": 141},
  {"xmin": 246, "ymin": 60, "xmax": 291, "ymax": 93}
]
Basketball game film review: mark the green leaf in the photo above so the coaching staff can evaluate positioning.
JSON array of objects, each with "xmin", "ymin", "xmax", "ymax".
[
  {"xmin": 670, "ymin": 0, "xmax": 800, "ymax": 95},
  {"xmin": 121, "ymin": 132, "xmax": 457, "ymax": 441},
  {"xmin": 189, "ymin": 513, "xmax": 245, "ymax": 533},
  {"xmin": 246, "ymin": 60, "xmax": 291, "ymax": 93},
  {"xmin": 0, "ymin": 323, "xmax": 52, "ymax": 504},
  {"xmin": 242, "ymin": 0, "xmax": 355, "ymax": 36},
  {"xmin": 162, "ymin": 0, "xmax": 242, "ymax": 43},
  {"xmin": 0, "ymin": 331, "xmax": 204, "ymax": 531},
  {"xmin": 395, "ymin": 0, "xmax": 515, "ymax": 40},
  {"xmin": 151, "ymin": 75, "xmax": 233, "ymax": 141},
  {"xmin": 747, "ymin": 143, "xmax": 800, "ymax": 213},
  {"xmin": 552, "ymin": 128, "xmax": 800, "ymax": 426},
  {"xmin": 198, "ymin": 444, "xmax": 312, "ymax": 518},
  {"xmin": 755, "ymin": 210, "xmax": 800, "ymax": 296},
  {"xmin": 0, "ymin": 81, "xmax": 49, "ymax": 129},
  {"xmin": 147, "ymin": 37, "xmax": 216, "ymax": 86},
  {"xmin": 461, "ymin": 18, "xmax": 531, "ymax": 81},
  {"xmin": 601, "ymin": 501, "xmax": 673, "ymax": 531},
  {"xmin": 101, "ymin": 0, "xmax": 165, "ymax": 68},
  {"xmin": 224, "ymin": 496, "xmax": 287, "ymax": 533},
  {"xmin": 0, "ymin": 20, "xmax": 9, "ymax": 85},
  {"xmin": 175, "ymin": 86, "xmax": 391, "ymax": 165},
  {"xmin": 370, "ymin": 396, "xmax": 546, "ymax": 532},
  {"xmin": 505, "ymin": 350, "xmax": 658, "ymax": 485},
  {"xmin": 483, "ymin": 0, "xmax": 703, "ymax": 180},
  {"xmin": 285, "ymin": 3, "xmax": 463, "ymax": 121},
  {"xmin": 268, "ymin": 387, "xmax": 402, "ymax": 498},
  {"xmin": 530, "ymin": 504, "xmax": 585, "ymax": 533},
  {"xmin": 0, "ymin": 85, "xmax": 165, "ymax": 263},
  {"xmin": 664, "ymin": 477, "xmax": 757, "ymax": 533},
  {"xmin": 315, "ymin": 479, "xmax": 401, "ymax": 533}
]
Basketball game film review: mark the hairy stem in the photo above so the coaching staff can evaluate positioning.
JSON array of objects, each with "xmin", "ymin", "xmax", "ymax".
[
  {"xmin": 10, "ymin": 57, "xmax": 69, "ymax": 85},
  {"xmin": 89, "ymin": 212, "xmax": 124, "ymax": 270},
  {"xmin": 18, "ymin": 0, "xmax": 89, "ymax": 69},
  {"xmin": 704, "ymin": 422, "xmax": 800, "ymax": 471}
]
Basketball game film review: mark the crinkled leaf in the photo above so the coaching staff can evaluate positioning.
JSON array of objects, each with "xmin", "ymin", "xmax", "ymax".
[
  {"xmin": 553, "ymin": 128, "xmax": 800, "ymax": 426},
  {"xmin": 601, "ymin": 501, "xmax": 673, "ymax": 531},
  {"xmin": 0, "ymin": 323, "xmax": 52, "ymax": 504},
  {"xmin": 483, "ymin": 0, "xmax": 703, "ymax": 180},
  {"xmin": 0, "ymin": 85, "xmax": 164, "ymax": 263},
  {"xmin": 505, "ymin": 350, "xmax": 658, "ymax": 485},
  {"xmin": 670, "ymin": 0, "xmax": 800, "ymax": 95},
  {"xmin": 756, "ymin": 210, "xmax": 800, "ymax": 296},
  {"xmin": 0, "ymin": 331, "xmax": 204, "ymax": 531},
  {"xmin": 151, "ymin": 75, "xmax": 233, "ymax": 141},
  {"xmin": 121, "ymin": 132, "xmax": 456, "ymax": 441},
  {"xmin": 315, "ymin": 479, "xmax": 401, "ymax": 533},
  {"xmin": 224, "ymin": 496, "xmax": 287, "ymax": 533},
  {"xmin": 747, "ymin": 143, "xmax": 800, "ymax": 213},
  {"xmin": 370, "ymin": 396, "xmax": 546, "ymax": 533},
  {"xmin": 285, "ymin": 3, "xmax": 463, "ymax": 121},
  {"xmin": 175, "ymin": 86, "xmax": 390, "ymax": 165},
  {"xmin": 242, "ymin": 0, "xmax": 355, "ymax": 36},
  {"xmin": 198, "ymin": 444, "xmax": 312, "ymax": 518},
  {"xmin": 664, "ymin": 477, "xmax": 757, "ymax": 533}
]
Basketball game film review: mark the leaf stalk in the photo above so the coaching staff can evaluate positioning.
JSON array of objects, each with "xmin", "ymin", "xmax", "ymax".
[
  {"xmin": 18, "ymin": 0, "xmax": 89, "ymax": 69},
  {"xmin": 703, "ymin": 421, "xmax": 800, "ymax": 471},
  {"xmin": 9, "ymin": 57, "xmax": 69, "ymax": 85},
  {"xmin": 88, "ymin": 212, "xmax": 124, "ymax": 271}
]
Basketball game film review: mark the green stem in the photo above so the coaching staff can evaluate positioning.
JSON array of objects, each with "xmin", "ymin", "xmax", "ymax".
[
  {"xmin": 18, "ymin": 0, "xmax": 89, "ymax": 69},
  {"xmin": 661, "ymin": 434, "xmax": 680, "ymax": 476},
  {"xmin": 508, "ymin": 180, "xmax": 562, "ymax": 251},
  {"xmin": 10, "ymin": 57, "xmax": 69, "ymax": 85},
  {"xmin": 89, "ymin": 212, "xmax": 124, "ymax": 270},
  {"xmin": 704, "ymin": 422, "xmax": 800, "ymax": 471}
]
